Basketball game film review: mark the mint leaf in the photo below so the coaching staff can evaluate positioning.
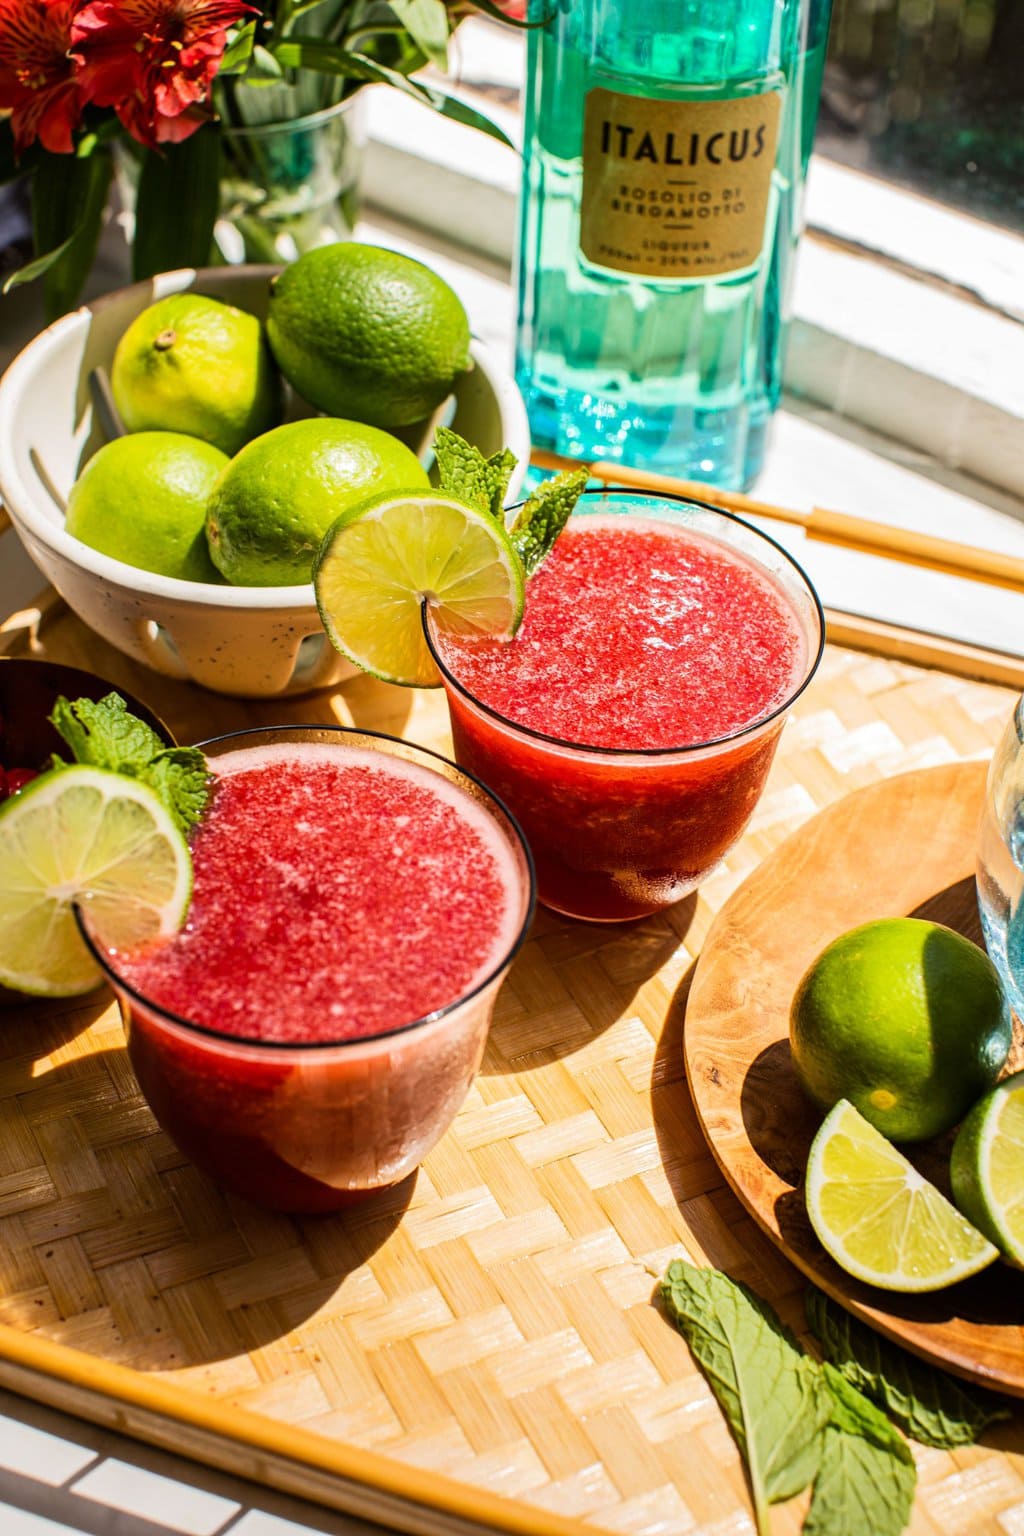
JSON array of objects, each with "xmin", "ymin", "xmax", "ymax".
[
  {"xmin": 143, "ymin": 749, "xmax": 212, "ymax": 836},
  {"xmin": 509, "ymin": 468, "xmax": 589, "ymax": 576},
  {"xmin": 804, "ymin": 1364, "xmax": 916, "ymax": 1536},
  {"xmin": 660, "ymin": 1261, "xmax": 831, "ymax": 1535},
  {"xmin": 434, "ymin": 426, "xmax": 516, "ymax": 519},
  {"xmin": 50, "ymin": 693, "xmax": 209, "ymax": 835},
  {"xmin": 51, "ymin": 692, "xmax": 166, "ymax": 773},
  {"xmin": 805, "ymin": 1287, "xmax": 1011, "ymax": 1448}
]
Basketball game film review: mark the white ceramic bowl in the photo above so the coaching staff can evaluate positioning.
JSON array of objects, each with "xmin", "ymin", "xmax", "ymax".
[{"xmin": 0, "ymin": 265, "xmax": 530, "ymax": 697}]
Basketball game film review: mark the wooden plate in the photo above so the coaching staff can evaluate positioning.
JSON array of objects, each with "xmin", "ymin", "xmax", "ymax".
[{"xmin": 684, "ymin": 760, "xmax": 1024, "ymax": 1396}]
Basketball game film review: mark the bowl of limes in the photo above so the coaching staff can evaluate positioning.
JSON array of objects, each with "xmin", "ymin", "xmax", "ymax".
[{"xmin": 0, "ymin": 251, "xmax": 530, "ymax": 697}]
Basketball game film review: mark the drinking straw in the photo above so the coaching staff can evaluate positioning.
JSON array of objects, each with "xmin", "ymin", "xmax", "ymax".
[{"xmin": 529, "ymin": 448, "xmax": 1024, "ymax": 595}]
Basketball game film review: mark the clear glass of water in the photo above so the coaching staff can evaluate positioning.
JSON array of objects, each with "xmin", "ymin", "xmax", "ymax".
[{"xmin": 977, "ymin": 693, "xmax": 1024, "ymax": 1020}]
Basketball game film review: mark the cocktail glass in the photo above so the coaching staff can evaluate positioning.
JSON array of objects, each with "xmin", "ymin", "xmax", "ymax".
[
  {"xmin": 79, "ymin": 726, "xmax": 535, "ymax": 1213},
  {"xmin": 426, "ymin": 490, "xmax": 824, "ymax": 923}
]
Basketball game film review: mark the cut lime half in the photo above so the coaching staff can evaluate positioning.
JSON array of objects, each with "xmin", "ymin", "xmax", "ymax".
[
  {"xmin": 805, "ymin": 1098, "xmax": 998, "ymax": 1292},
  {"xmin": 0, "ymin": 766, "xmax": 192, "ymax": 997},
  {"xmin": 951, "ymin": 1070, "xmax": 1024, "ymax": 1268},
  {"xmin": 313, "ymin": 489, "xmax": 525, "ymax": 687}
]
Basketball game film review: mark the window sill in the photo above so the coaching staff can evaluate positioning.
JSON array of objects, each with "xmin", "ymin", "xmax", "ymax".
[{"xmin": 362, "ymin": 73, "xmax": 1024, "ymax": 503}]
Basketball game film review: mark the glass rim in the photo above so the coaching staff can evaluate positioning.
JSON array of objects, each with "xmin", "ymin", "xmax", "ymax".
[
  {"xmin": 220, "ymin": 95, "xmax": 361, "ymax": 140},
  {"xmin": 424, "ymin": 486, "xmax": 827, "ymax": 759},
  {"xmin": 76, "ymin": 723, "xmax": 536, "ymax": 1054}
]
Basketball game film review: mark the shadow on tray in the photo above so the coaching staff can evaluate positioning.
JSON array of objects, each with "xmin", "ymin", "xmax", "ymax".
[{"xmin": 2, "ymin": 1039, "xmax": 414, "ymax": 1371}]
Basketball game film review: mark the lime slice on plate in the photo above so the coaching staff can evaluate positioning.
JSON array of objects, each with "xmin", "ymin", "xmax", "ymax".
[
  {"xmin": 951, "ymin": 1070, "xmax": 1024, "ymax": 1267},
  {"xmin": 805, "ymin": 1098, "xmax": 998, "ymax": 1292},
  {"xmin": 0, "ymin": 766, "xmax": 192, "ymax": 997},
  {"xmin": 313, "ymin": 489, "xmax": 525, "ymax": 687}
]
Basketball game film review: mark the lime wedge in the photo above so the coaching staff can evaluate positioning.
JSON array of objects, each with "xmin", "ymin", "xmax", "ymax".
[
  {"xmin": 0, "ymin": 766, "xmax": 192, "ymax": 997},
  {"xmin": 313, "ymin": 489, "xmax": 525, "ymax": 687},
  {"xmin": 951, "ymin": 1070, "xmax": 1024, "ymax": 1268},
  {"xmin": 805, "ymin": 1099, "xmax": 998, "ymax": 1292}
]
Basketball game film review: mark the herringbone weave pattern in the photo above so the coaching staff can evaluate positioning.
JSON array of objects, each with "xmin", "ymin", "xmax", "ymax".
[{"xmin": 2, "ymin": 606, "xmax": 1022, "ymax": 1536}]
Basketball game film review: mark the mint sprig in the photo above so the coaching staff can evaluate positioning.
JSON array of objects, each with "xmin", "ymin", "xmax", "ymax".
[
  {"xmin": 660, "ymin": 1262, "xmax": 920, "ymax": 1536},
  {"xmin": 433, "ymin": 427, "xmax": 588, "ymax": 579},
  {"xmin": 805, "ymin": 1286, "xmax": 1011, "ymax": 1448},
  {"xmin": 660, "ymin": 1261, "xmax": 832, "ymax": 1534},
  {"xmin": 434, "ymin": 426, "xmax": 516, "ymax": 521},
  {"xmin": 805, "ymin": 1366, "xmax": 915, "ymax": 1536},
  {"xmin": 509, "ymin": 466, "xmax": 590, "ymax": 576},
  {"xmin": 49, "ymin": 693, "xmax": 209, "ymax": 836}
]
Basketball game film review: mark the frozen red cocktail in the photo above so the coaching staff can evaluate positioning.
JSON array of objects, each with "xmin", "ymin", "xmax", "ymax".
[
  {"xmin": 428, "ymin": 491, "xmax": 823, "ymax": 922},
  {"xmin": 81, "ymin": 727, "xmax": 534, "ymax": 1212}
]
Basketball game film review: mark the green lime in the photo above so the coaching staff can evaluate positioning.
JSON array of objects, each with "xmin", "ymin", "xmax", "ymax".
[
  {"xmin": 266, "ymin": 242, "xmax": 472, "ymax": 429},
  {"xmin": 950, "ymin": 1070, "xmax": 1024, "ymax": 1267},
  {"xmin": 111, "ymin": 292, "xmax": 282, "ymax": 456},
  {"xmin": 790, "ymin": 918, "xmax": 1011, "ymax": 1142},
  {"xmin": 205, "ymin": 418, "xmax": 430, "ymax": 587},
  {"xmin": 65, "ymin": 432, "xmax": 227, "ymax": 583},
  {"xmin": 313, "ymin": 489, "xmax": 525, "ymax": 687},
  {"xmin": 805, "ymin": 1099, "xmax": 998, "ymax": 1292},
  {"xmin": 0, "ymin": 765, "xmax": 192, "ymax": 997}
]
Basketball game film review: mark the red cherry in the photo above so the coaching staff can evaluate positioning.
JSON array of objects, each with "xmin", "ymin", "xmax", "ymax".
[{"xmin": 6, "ymin": 768, "xmax": 38, "ymax": 795}]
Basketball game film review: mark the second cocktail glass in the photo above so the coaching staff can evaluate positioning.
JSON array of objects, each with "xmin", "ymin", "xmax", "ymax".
[{"xmin": 427, "ymin": 490, "xmax": 824, "ymax": 923}]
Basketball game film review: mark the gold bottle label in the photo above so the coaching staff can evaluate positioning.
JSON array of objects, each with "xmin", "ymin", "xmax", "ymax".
[{"xmin": 580, "ymin": 86, "xmax": 782, "ymax": 279}]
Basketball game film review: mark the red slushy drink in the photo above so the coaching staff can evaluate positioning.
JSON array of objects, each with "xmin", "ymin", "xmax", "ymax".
[
  {"xmin": 87, "ymin": 728, "xmax": 533, "ymax": 1212},
  {"xmin": 430, "ymin": 492, "xmax": 822, "ymax": 922}
]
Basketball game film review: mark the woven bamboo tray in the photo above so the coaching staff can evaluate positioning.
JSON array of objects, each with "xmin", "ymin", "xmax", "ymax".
[{"xmin": 1, "ymin": 588, "xmax": 1023, "ymax": 1536}]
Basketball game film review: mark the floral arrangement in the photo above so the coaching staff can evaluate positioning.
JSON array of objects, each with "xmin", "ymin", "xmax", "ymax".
[{"xmin": 0, "ymin": 0, "xmax": 524, "ymax": 317}]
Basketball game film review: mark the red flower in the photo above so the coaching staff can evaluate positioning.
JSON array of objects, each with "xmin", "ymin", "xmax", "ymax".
[
  {"xmin": 72, "ymin": 0, "xmax": 254, "ymax": 147},
  {"xmin": 0, "ymin": 0, "xmax": 89, "ymax": 154}
]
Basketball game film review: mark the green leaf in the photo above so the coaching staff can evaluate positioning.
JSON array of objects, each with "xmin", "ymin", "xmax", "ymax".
[
  {"xmin": 49, "ymin": 694, "xmax": 210, "ymax": 836},
  {"xmin": 132, "ymin": 127, "xmax": 220, "ymax": 280},
  {"xmin": 270, "ymin": 41, "xmax": 517, "ymax": 149},
  {"xmin": 28, "ymin": 147, "xmax": 113, "ymax": 320},
  {"xmin": 434, "ymin": 427, "xmax": 516, "ymax": 520},
  {"xmin": 510, "ymin": 467, "xmax": 589, "ymax": 576},
  {"xmin": 804, "ymin": 1365, "xmax": 916, "ymax": 1536},
  {"xmin": 2, "ymin": 234, "xmax": 76, "ymax": 297},
  {"xmin": 219, "ymin": 20, "xmax": 257, "ymax": 74},
  {"xmin": 248, "ymin": 43, "xmax": 286, "ymax": 81},
  {"xmin": 144, "ymin": 748, "xmax": 214, "ymax": 835},
  {"xmin": 388, "ymin": 0, "xmax": 450, "ymax": 70},
  {"xmin": 660, "ymin": 1261, "xmax": 832, "ymax": 1536},
  {"xmin": 805, "ymin": 1287, "xmax": 1011, "ymax": 1449}
]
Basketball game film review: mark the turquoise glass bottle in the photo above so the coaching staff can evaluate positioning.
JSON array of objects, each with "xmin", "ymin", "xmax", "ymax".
[{"xmin": 514, "ymin": 0, "xmax": 833, "ymax": 490}]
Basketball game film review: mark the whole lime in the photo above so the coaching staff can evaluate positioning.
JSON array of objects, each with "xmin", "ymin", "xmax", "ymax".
[
  {"xmin": 65, "ymin": 432, "xmax": 227, "ymax": 583},
  {"xmin": 789, "ymin": 917, "xmax": 1011, "ymax": 1143},
  {"xmin": 111, "ymin": 293, "xmax": 281, "ymax": 456},
  {"xmin": 205, "ymin": 418, "xmax": 429, "ymax": 587},
  {"xmin": 266, "ymin": 242, "xmax": 472, "ymax": 429}
]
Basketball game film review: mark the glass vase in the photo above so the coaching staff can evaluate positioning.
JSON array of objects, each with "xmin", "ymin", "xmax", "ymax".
[
  {"xmin": 113, "ymin": 93, "xmax": 367, "ymax": 269},
  {"xmin": 215, "ymin": 94, "xmax": 368, "ymax": 265}
]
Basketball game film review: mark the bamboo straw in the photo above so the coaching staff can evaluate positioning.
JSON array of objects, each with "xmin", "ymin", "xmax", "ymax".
[{"xmin": 529, "ymin": 448, "xmax": 1024, "ymax": 594}]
